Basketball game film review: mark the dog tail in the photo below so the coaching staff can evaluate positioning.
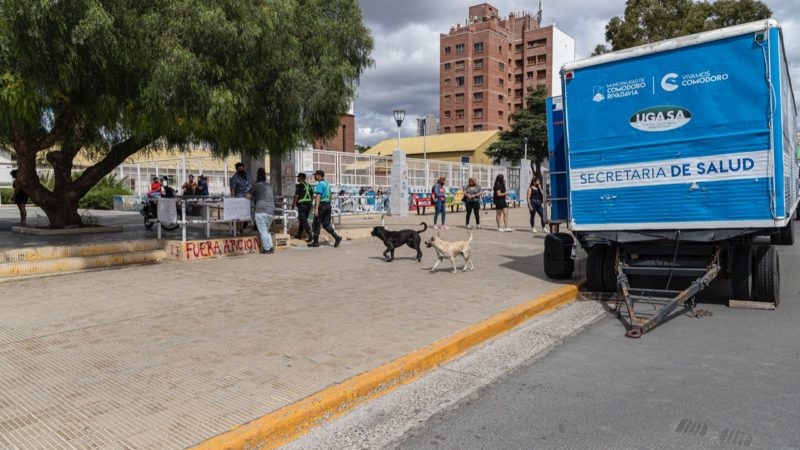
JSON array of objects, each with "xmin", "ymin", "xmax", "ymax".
[
  {"xmin": 466, "ymin": 231, "xmax": 473, "ymax": 243},
  {"xmin": 419, "ymin": 222, "xmax": 428, "ymax": 233}
]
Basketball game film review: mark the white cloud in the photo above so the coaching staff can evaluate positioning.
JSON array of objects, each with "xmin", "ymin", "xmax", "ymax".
[{"xmin": 355, "ymin": 0, "xmax": 800, "ymax": 146}]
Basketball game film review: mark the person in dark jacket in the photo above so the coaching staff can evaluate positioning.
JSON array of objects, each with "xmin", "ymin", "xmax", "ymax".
[
  {"xmin": 292, "ymin": 172, "xmax": 314, "ymax": 242},
  {"xmin": 493, "ymin": 174, "xmax": 512, "ymax": 232}
]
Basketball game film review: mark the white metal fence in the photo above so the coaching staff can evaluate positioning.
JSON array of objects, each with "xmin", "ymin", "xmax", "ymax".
[{"xmin": 35, "ymin": 148, "xmax": 521, "ymax": 199}]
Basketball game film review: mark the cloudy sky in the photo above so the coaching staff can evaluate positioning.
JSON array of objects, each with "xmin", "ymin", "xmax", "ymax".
[{"xmin": 353, "ymin": 0, "xmax": 800, "ymax": 147}]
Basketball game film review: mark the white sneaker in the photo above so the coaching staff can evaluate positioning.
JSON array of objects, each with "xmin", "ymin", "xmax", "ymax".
[
  {"xmin": 498, "ymin": 227, "xmax": 505, "ymax": 232},
  {"xmin": 476, "ymin": 224, "xmax": 482, "ymax": 230},
  {"xmin": 433, "ymin": 224, "xmax": 440, "ymax": 230},
  {"xmin": 467, "ymin": 224, "xmax": 473, "ymax": 229},
  {"xmin": 505, "ymin": 227, "xmax": 514, "ymax": 232},
  {"xmin": 532, "ymin": 227, "xmax": 537, "ymax": 233}
]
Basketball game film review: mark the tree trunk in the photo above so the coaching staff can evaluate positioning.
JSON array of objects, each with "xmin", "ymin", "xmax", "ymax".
[{"xmin": 12, "ymin": 134, "xmax": 146, "ymax": 228}]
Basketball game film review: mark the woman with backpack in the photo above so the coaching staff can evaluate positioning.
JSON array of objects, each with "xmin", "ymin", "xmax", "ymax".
[{"xmin": 432, "ymin": 176, "xmax": 448, "ymax": 230}]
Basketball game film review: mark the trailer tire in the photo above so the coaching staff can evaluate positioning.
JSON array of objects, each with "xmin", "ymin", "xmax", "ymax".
[
  {"xmin": 602, "ymin": 245, "xmax": 618, "ymax": 293},
  {"xmin": 730, "ymin": 245, "xmax": 753, "ymax": 300},
  {"xmin": 544, "ymin": 233, "xmax": 575, "ymax": 279},
  {"xmin": 587, "ymin": 245, "xmax": 607, "ymax": 292},
  {"xmin": 753, "ymin": 245, "xmax": 780, "ymax": 305},
  {"xmin": 770, "ymin": 221, "xmax": 794, "ymax": 246}
]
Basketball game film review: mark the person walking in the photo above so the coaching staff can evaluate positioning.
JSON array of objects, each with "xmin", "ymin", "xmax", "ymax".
[
  {"xmin": 292, "ymin": 172, "xmax": 314, "ymax": 242},
  {"xmin": 308, "ymin": 170, "xmax": 342, "ymax": 248},
  {"xmin": 464, "ymin": 177, "xmax": 482, "ymax": 229},
  {"xmin": 527, "ymin": 178, "xmax": 545, "ymax": 233},
  {"xmin": 246, "ymin": 168, "xmax": 275, "ymax": 254},
  {"xmin": 432, "ymin": 176, "xmax": 448, "ymax": 230},
  {"xmin": 10, "ymin": 170, "xmax": 28, "ymax": 225},
  {"xmin": 493, "ymin": 174, "xmax": 512, "ymax": 232}
]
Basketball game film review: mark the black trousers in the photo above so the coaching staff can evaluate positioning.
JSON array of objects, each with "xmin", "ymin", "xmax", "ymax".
[
  {"xmin": 530, "ymin": 203, "xmax": 545, "ymax": 228},
  {"xmin": 465, "ymin": 201, "xmax": 480, "ymax": 225},
  {"xmin": 297, "ymin": 203, "xmax": 313, "ymax": 237},
  {"xmin": 313, "ymin": 202, "xmax": 338, "ymax": 238}
]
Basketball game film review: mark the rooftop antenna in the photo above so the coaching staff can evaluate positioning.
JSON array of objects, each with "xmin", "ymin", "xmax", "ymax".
[{"xmin": 536, "ymin": 1, "xmax": 543, "ymax": 26}]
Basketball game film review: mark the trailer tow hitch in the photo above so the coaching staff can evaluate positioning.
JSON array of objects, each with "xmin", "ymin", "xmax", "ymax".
[{"xmin": 616, "ymin": 247, "xmax": 721, "ymax": 338}]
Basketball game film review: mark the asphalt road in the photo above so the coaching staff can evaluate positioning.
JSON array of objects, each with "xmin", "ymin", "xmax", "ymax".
[{"xmin": 395, "ymin": 227, "xmax": 800, "ymax": 449}]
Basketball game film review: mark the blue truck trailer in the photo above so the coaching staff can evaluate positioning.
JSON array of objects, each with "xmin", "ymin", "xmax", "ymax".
[{"xmin": 544, "ymin": 20, "xmax": 798, "ymax": 337}]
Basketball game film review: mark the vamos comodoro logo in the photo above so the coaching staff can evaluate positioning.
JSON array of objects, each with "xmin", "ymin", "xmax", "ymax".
[{"xmin": 629, "ymin": 106, "xmax": 692, "ymax": 132}]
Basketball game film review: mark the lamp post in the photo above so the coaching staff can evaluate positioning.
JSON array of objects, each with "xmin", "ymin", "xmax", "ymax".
[
  {"xmin": 523, "ymin": 136, "xmax": 529, "ymax": 161},
  {"xmin": 393, "ymin": 109, "xmax": 406, "ymax": 152},
  {"xmin": 417, "ymin": 117, "xmax": 427, "ymax": 161}
]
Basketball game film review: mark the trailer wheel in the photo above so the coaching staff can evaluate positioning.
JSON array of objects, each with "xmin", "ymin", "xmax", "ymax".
[
  {"xmin": 770, "ymin": 221, "xmax": 795, "ymax": 246},
  {"xmin": 544, "ymin": 233, "xmax": 575, "ymax": 279},
  {"xmin": 730, "ymin": 245, "xmax": 753, "ymax": 300},
  {"xmin": 602, "ymin": 245, "xmax": 618, "ymax": 293},
  {"xmin": 753, "ymin": 245, "xmax": 780, "ymax": 305},
  {"xmin": 587, "ymin": 245, "xmax": 607, "ymax": 292}
]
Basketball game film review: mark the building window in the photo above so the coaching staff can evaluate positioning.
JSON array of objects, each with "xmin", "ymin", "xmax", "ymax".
[
  {"xmin": 473, "ymin": 75, "xmax": 483, "ymax": 86},
  {"xmin": 537, "ymin": 54, "xmax": 547, "ymax": 64},
  {"xmin": 455, "ymin": 109, "xmax": 464, "ymax": 119},
  {"xmin": 455, "ymin": 43, "xmax": 465, "ymax": 54},
  {"xmin": 515, "ymin": 74, "xmax": 523, "ymax": 83},
  {"xmin": 473, "ymin": 92, "xmax": 483, "ymax": 102},
  {"xmin": 528, "ymin": 38, "xmax": 547, "ymax": 48},
  {"xmin": 473, "ymin": 108, "xmax": 483, "ymax": 119},
  {"xmin": 445, "ymin": 78, "xmax": 451, "ymax": 87},
  {"xmin": 455, "ymin": 60, "xmax": 465, "ymax": 71},
  {"xmin": 527, "ymin": 56, "xmax": 535, "ymax": 65},
  {"xmin": 515, "ymin": 59, "xmax": 523, "ymax": 68},
  {"xmin": 514, "ymin": 89, "xmax": 523, "ymax": 98},
  {"xmin": 444, "ymin": 95, "xmax": 451, "ymax": 104},
  {"xmin": 498, "ymin": 126, "xmax": 503, "ymax": 131},
  {"xmin": 444, "ymin": 126, "xmax": 451, "ymax": 133},
  {"xmin": 474, "ymin": 42, "xmax": 484, "ymax": 53},
  {"xmin": 537, "ymin": 69, "xmax": 547, "ymax": 80},
  {"xmin": 515, "ymin": 43, "xmax": 523, "ymax": 53},
  {"xmin": 498, "ymin": 94, "xmax": 504, "ymax": 102},
  {"xmin": 515, "ymin": 103, "xmax": 523, "ymax": 112},
  {"xmin": 444, "ymin": 62, "xmax": 451, "ymax": 71},
  {"xmin": 445, "ymin": 46, "xmax": 451, "ymax": 54},
  {"xmin": 444, "ymin": 111, "xmax": 451, "ymax": 119},
  {"xmin": 526, "ymin": 71, "xmax": 534, "ymax": 79},
  {"xmin": 498, "ymin": 78, "xmax": 504, "ymax": 87},
  {"xmin": 456, "ymin": 76, "xmax": 465, "ymax": 86},
  {"xmin": 455, "ymin": 125, "xmax": 465, "ymax": 133},
  {"xmin": 474, "ymin": 58, "xmax": 483, "ymax": 69},
  {"xmin": 474, "ymin": 125, "xmax": 484, "ymax": 131},
  {"xmin": 498, "ymin": 61, "xmax": 505, "ymax": 71},
  {"xmin": 455, "ymin": 93, "xmax": 464, "ymax": 103},
  {"xmin": 498, "ymin": 110, "xmax": 504, "ymax": 119}
]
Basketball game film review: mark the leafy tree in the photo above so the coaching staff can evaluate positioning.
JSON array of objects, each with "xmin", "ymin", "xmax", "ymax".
[
  {"xmin": 593, "ymin": 0, "xmax": 771, "ymax": 55},
  {"xmin": 486, "ymin": 86, "xmax": 549, "ymax": 179},
  {"xmin": 0, "ymin": 0, "xmax": 373, "ymax": 227},
  {"xmin": 355, "ymin": 144, "xmax": 372, "ymax": 153}
]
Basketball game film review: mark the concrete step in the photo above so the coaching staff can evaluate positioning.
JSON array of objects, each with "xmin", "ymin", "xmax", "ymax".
[
  {"xmin": 0, "ymin": 249, "xmax": 167, "ymax": 279},
  {"xmin": 0, "ymin": 240, "xmax": 163, "ymax": 264}
]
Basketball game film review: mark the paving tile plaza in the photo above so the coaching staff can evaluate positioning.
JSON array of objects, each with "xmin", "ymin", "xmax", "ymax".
[{"xmin": 0, "ymin": 208, "xmax": 578, "ymax": 449}]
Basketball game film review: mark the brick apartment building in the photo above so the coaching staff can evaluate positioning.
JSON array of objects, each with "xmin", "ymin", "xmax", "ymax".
[{"xmin": 439, "ymin": 3, "xmax": 575, "ymax": 134}]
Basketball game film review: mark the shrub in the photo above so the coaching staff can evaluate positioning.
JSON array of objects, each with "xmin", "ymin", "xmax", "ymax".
[{"xmin": 0, "ymin": 188, "xmax": 13, "ymax": 205}]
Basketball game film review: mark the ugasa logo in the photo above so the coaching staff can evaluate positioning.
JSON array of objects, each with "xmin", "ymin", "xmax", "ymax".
[{"xmin": 629, "ymin": 106, "xmax": 692, "ymax": 132}]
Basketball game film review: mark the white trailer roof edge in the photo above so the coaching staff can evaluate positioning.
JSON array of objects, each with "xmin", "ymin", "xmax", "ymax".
[{"xmin": 562, "ymin": 19, "xmax": 778, "ymax": 72}]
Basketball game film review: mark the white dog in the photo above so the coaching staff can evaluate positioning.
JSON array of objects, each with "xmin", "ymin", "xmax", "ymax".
[{"xmin": 425, "ymin": 231, "xmax": 474, "ymax": 273}]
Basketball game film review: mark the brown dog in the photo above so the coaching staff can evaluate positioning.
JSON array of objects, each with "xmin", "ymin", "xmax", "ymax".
[{"xmin": 425, "ymin": 231, "xmax": 474, "ymax": 273}]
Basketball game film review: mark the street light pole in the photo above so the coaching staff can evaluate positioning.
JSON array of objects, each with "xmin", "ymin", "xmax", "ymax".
[
  {"xmin": 524, "ymin": 136, "xmax": 529, "ymax": 161},
  {"xmin": 393, "ymin": 109, "xmax": 406, "ymax": 152}
]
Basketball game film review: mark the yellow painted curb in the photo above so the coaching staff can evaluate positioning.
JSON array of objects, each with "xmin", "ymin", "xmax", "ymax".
[{"xmin": 190, "ymin": 283, "xmax": 581, "ymax": 450}]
